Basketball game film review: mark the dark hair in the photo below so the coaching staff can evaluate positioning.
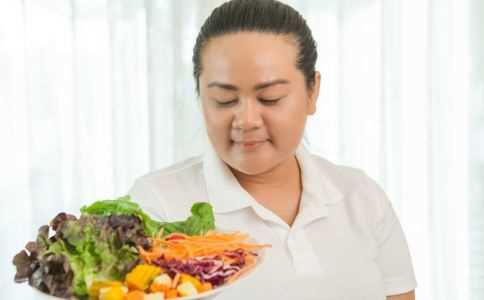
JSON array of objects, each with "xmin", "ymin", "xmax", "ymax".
[{"xmin": 192, "ymin": 0, "xmax": 318, "ymax": 95}]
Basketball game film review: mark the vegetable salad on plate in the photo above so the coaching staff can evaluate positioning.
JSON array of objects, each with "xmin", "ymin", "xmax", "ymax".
[{"xmin": 12, "ymin": 196, "xmax": 270, "ymax": 300}]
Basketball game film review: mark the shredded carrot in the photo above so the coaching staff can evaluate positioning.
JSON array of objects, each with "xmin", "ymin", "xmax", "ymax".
[
  {"xmin": 139, "ymin": 231, "xmax": 271, "ymax": 262},
  {"xmin": 172, "ymin": 273, "xmax": 181, "ymax": 288}
]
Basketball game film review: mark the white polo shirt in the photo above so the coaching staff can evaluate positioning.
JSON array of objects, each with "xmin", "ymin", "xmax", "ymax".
[{"xmin": 128, "ymin": 143, "xmax": 417, "ymax": 300}]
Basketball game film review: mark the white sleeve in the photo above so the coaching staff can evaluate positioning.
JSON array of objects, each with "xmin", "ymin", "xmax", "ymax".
[
  {"xmin": 128, "ymin": 178, "xmax": 168, "ymax": 221},
  {"xmin": 369, "ymin": 179, "xmax": 418, "ymax": 296}
]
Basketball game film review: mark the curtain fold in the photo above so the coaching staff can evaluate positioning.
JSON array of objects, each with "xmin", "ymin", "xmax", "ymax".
[{"xmin": 0, "ymin": 0, "xmax": 481, "ymax": 299}]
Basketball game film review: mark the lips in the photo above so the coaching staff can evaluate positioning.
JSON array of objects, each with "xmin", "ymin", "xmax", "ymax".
[
  {"xmin": 232, "ymin": 139, "xmax": 267, "ymax": 145},
  {"xmin": 235, "ymin": 140, "xmax": 264, "ymax": 144},
  {"xmin": 232, "ymin": 139, "xmax": 267, "ymax": 151}
]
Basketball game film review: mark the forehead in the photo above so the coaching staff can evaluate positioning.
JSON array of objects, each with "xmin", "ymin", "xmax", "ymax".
[{"xmin": 200, "ymin": 32, "xmax": 299, "ymax": 85}]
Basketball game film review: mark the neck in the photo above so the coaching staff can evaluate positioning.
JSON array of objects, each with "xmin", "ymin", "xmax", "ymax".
[
  {"xmin": 230, "ymin": 155, "xmax": 303, "ymax": 226},
  {"xmin": 230, "ymin": 155, "xmax": 301, "ymax": 191}
]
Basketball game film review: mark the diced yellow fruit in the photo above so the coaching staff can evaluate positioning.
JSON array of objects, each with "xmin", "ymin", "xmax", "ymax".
[
  {"xmin": 125, "ymin": 264, "xmax": 163, "ymax": 290},
  {"xmin": 99, "ymin": 286, "xmax": 127, "ymax": 300},
  {"xmin": 180, "ymin": 274, "xmax": 202, "ymax": 292},
  {"xmin": 177, "ymin": 281, "xmax": 198, "ymax": 297},
  {"xmin": 144, "ymin": 292, "xmax": 165, "ymax": 300},
  {"xmin": 89, "ymin": 281, "xmax": 123, "ymax": 298}
]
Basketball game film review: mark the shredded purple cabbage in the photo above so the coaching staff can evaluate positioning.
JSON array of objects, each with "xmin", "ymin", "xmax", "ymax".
[{"xmin": 152, "ymin": 249, "xmax": 251, "ymax": 287}]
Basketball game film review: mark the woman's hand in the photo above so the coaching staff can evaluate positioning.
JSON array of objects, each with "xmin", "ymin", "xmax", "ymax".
[{"xmin": 387, "ymin": 290, "xmax": 415, "ymax": 300}]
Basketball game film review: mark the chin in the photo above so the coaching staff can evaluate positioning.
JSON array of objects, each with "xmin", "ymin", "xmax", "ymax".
[
  {"xmin": 222, "ymin": 142, "xmax": 282, "ymax": 175},
  {"xmin": 234, "ymin": 165, "xmax": 265, "ymax": 176},
  {"xmin": 231, "ymin": 159, "xmax": 275, "ymax": 176}
]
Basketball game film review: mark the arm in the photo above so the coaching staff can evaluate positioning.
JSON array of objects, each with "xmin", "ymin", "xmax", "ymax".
[
  {"xmin": 387, "ymin": 290, "xmax": 415, "ymax": 300},
  {"xmin": 362, "ymin": 177, "xmax": 417, "ymax": 299}
]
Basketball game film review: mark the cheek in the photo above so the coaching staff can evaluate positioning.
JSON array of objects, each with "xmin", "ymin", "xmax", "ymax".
[
  {"xmin": 268, "ymin": 101, "xmax": 308, "ymax": 141},
  {"xmin": 203, "ymin": 106, "xmax": 233, "ymax": 140}
]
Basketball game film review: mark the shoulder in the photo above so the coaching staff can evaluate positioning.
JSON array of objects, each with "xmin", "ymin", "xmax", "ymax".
[
  {"xmin": 306, "ymin": 149, "xmax": 392, "ymax": 224},
  {"xmin": 306, "ymin": 148, "xmax": 377, "ymax": 195}
]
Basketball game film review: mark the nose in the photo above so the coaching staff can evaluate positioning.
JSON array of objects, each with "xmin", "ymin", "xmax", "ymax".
[{"xmin": 232, "ymin": 98, "xmax": 263, "ymax": 131}]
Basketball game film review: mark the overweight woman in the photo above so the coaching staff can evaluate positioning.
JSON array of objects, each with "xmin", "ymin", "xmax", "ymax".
[{"xmin": 129, "ymin": 0, "xmax": 417, "ymax": 299}]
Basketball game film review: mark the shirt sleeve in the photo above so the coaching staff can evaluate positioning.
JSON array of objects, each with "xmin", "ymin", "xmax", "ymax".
[
  {"xmin": 128, "ymin": 178, "xmax": 168, "ymax": 221},
  {"xmin": 367, "ymin": 178, "xmax": 418, "ymax": 296}
]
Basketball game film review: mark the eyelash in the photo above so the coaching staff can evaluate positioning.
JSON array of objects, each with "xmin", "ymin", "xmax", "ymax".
[
  {"xmin": 260, "ymin": 98, "xmax": 281, "ymax": 105},
  {"xmin": 216, "ymin": 98, "xmax": 282, "ymax": 107},
  {"xmin": 216, "ymin": 99, "xmax": 237, "ymax": 107}
]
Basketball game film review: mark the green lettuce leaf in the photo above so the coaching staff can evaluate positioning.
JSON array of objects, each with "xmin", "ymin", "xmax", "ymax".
[
  {"xmin": 162, "ymin": 202, "xmax": 216, "ymax": 236},
  {"xmin": 80, "ymin": 195, "xmax": 162, "ymax": 237},
  {"xmin": 81, "ymin": 196, "xmax": 216, "ymax": 237},
  {"xmin": 47, "ymin": 215, "xmax": 140, "ymax": 297}
]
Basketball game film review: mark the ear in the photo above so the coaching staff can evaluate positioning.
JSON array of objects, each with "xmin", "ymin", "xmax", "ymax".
[{"xmin": 307, "ymin": 71, "xmax": 321, "ymax": 115}]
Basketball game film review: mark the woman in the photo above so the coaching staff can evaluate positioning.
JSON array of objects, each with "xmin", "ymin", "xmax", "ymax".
[{"xmin": 129, "ymin": 0, "xmax": 417, "ymax": 299}]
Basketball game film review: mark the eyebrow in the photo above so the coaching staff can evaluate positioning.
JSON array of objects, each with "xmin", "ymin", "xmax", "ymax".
[{"xmin": 206, "ymin": 79, "xmax": 290, "ymax": 91}]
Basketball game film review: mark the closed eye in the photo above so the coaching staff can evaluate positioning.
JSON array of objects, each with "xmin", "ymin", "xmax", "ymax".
[
  {"xmin": 215, "ymin": 99, "xmax": 238, "ymax": 107},
  {"xmin": 259, "ymin": 98, "xmax": 282, "ymax": 105}
]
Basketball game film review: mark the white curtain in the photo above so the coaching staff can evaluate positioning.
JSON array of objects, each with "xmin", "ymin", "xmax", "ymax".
[{"xmin": 1, "ymin": 0, "xmax": 482, "ymax": 299}]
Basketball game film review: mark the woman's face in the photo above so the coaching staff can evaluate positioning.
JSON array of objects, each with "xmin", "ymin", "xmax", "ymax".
[{"xmin": 199, "ymin": 32, "xmax": 320, "ymax": 175}]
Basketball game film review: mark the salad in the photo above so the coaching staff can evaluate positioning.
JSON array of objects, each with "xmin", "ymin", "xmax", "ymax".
[{"xmin": 12, "ymin": 196, "xmax": 270, "ymax": 300}]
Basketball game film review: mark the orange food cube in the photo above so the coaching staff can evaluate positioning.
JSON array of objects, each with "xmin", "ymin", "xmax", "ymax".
[
  {"xmin": 125, "ymin": 290, "xmax": 145, "ymax": 300},
  {"xmin": 165, "ymin": 288, "xmax": 179, "ymax": 299},
  {"xmin": 150, "ymin": 283, "xmax": 170, "ymax": 293},
  {"xmin": 199, "ymin": 282, "xmax": 213, "ymax": 293}
]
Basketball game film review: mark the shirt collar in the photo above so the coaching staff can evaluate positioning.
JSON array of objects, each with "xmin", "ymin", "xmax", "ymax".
[
  {"xmin": 292, "ymin": 143, "xmax": 343, "ymax": 229},
  {"xmin": 202, "ymin": 143, "xmax": 253, "ymax": 213},
  {"xmin": 202, "ymin": 142, "xmax": 343, "ymax": 222}
]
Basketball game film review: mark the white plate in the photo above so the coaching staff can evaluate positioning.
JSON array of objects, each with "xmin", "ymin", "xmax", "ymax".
[{"xmin": 32, "ymin": 238, "xmax": 267, "ymax": 300}]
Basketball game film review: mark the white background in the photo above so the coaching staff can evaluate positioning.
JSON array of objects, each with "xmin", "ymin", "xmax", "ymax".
[{"xmin": 1, "ymin": 0, "xmax": 483, "ymax": 299}]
